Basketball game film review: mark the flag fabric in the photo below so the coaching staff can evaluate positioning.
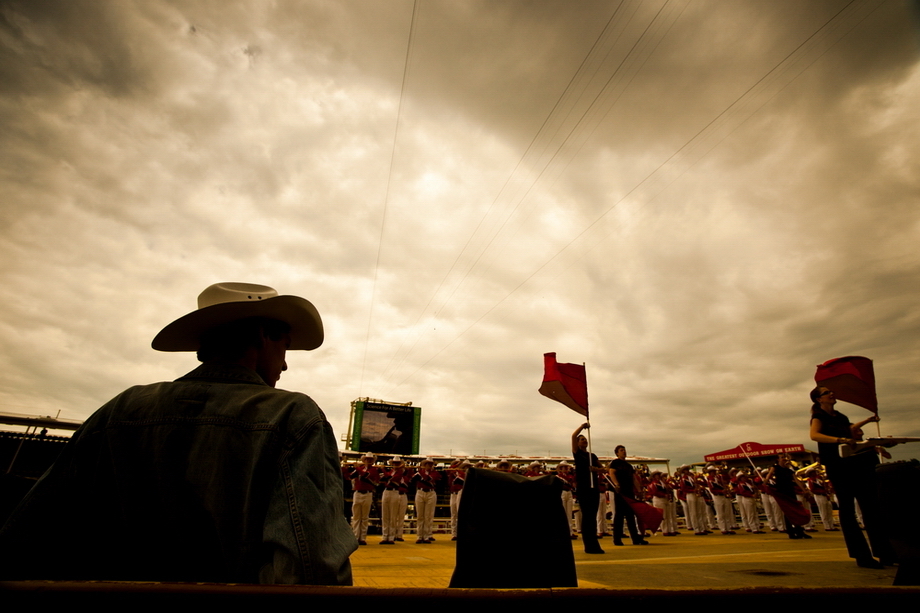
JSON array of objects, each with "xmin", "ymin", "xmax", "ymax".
[
  {"xmin": 539, "ymin": 352, "xmax": 588, "ymax": 417},
  {"xmin": 625, "ymin": 496, "xmax": 664, "ymax": 533},
  {"xmin": 771, "ymin": 491, "xmax": 812, "ymax": 527},
  {"xmin": 815, "ymin": 356, "xmax": 878, "ymax": 413}
]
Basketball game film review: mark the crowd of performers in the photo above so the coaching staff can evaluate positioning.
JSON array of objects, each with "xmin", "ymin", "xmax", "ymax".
[
  {"xmin": 342, "ymin": 385, "xmax": 897, "ymax": 572},
  {"xmin": 344, "ymin": 453, "xmax": 471, "ymax": 545},
  {"xmin": 341, "ymin": 446, "xmax": 881, "ymax": 551}
]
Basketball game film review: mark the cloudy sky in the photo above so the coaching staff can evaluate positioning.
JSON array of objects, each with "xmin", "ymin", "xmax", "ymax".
[{"xmin": 2, "ymin": 0, "xmax": 919, "ymax": 468}]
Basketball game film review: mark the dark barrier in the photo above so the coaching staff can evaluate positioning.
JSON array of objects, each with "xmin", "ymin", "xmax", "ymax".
[{"xmin": 449, "ymin": 467, "xmax": 577, "ymax": 588}]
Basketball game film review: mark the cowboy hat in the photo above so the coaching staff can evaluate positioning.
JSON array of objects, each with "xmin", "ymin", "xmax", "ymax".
[{"xmin": 152, "ymin": 282, "xmax": 323, "ymax": 351}]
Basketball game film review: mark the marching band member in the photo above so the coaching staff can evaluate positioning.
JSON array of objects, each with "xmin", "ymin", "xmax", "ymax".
[
  {"xmin": 448, "ymin": 460, "xmax": 470, "ymax": 541},
  {"xmin": 759, "ymin": 467, "xmax": 782, "ymax": 532},
  {"xmin": 678, "ymin": 466, "xmax": 707, "ymax": 535},
  {"xmin": 733, "ymin": 471, "xmax": 764, "ymax": 533},
  {"xmin": 523, "ymin": 461, "xmax": 544, "ymax": 478},
  {"xmin": 556, "ymin": 462, "xmax": 578, "ymax": 539},
  {"xmin": 806, "ymin": 466, "xmax": 838, "ymax": 531},
  {"xmin": 380, "ymin": 456, "xmax": 411, "ymax": 544},
  {"xmin": 648, "ymin": 471, "xmax": 678, "ymax": 536},
  {"xmin": 348, "ymin": 452, "xmax": 381, "ymax": 545},
  {"xmin": 411, "ymin": 458, "xmax": 440, "ymax": 544},
  {"xmin": 706, "ymin": 465, "xmax": 735, "ymax": 534}
]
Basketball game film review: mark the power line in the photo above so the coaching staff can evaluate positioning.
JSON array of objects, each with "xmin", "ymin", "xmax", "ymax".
[
  {"xmin": 383, "ymin": 0, "xmax": 872, "ymax": 395},
  {"xmin": 359, "ymin": 0, "xmax": 420, "ymax": 395}
]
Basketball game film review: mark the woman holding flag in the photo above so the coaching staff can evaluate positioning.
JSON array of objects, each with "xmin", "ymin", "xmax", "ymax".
[{"xmin": 809, "ymin": 386, "xmax": 890, "ymax": 568}]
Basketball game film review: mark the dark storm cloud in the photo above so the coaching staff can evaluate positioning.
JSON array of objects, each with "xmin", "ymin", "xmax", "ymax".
[{"xmin": 1, "ymin": 1, "xmax": 919, "ymax": 468}]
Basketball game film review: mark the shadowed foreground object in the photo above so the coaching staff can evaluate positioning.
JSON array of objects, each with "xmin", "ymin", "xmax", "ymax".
[
  {"xmin": 449, "ymin": 468, "xmax": 577, "ymax": 588},
  {"xmin": 877, "ymin": 460, "xmax": 920, "ymax": 586}
]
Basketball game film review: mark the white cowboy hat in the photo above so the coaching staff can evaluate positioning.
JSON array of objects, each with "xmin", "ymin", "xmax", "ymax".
[{"xmin": 152, "ymin": 282, "xmax": 323, "ymax": 351}]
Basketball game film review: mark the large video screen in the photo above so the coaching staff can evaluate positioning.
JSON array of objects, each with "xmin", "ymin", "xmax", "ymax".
[{"xmin": 351, "ymin": 401, "xmax": 421, "ymax": 455}]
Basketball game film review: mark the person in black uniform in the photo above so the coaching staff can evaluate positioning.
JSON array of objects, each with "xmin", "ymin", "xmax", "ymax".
[
  {"xmin": 608, "ymin": 445, "xmax": 647, "ymax": 545},
  {"xmin": 572, "ymin": 423, "xmax": 605, "ymax": 554},
  {"xmin": 764, "ymin": 454, "xmax": 810, "ymax": 540},
  {"xmin": 809, "ymin": 386, "xmax": 890, "ymax": 568}
]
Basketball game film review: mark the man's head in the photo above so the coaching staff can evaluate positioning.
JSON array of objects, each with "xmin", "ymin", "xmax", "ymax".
[
  {"xmin": 153, "ymin": 282, "xmax": 323, "ymax": 352},
  {"xmin": 152, "ymin": 283, "xmax": 322, "ymax": 387}
]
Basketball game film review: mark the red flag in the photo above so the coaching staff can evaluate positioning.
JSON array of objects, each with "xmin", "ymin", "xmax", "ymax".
[
  {"xmin": 624, "ymin": 496, "xmax": 664, "ymax": 533},
  {"xmin": 539, "ymin": 352, "xmax": 588, "ymax": 417},
  {"xmin": 815, "ymin": 356, "xmax": 878, "ymax": 413},
  {"xmin": 771, "ymin": 490, "xmax": 812, "ymax": 527}
]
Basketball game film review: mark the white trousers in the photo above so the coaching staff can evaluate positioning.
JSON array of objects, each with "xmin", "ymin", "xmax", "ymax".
[
  {"xmin": 712, "ymin": 495, "xmax": 732, "ymax": 532},
  {"xmin": 381, "ymin": 490, "xmax": 406, "ymax": 541},
  {"xmin": 797, "ymin": 494, "xmax": 815, "ymax": 529},
  {"xmin": 814, "ymin": 494, "xmax": 835, "ymax": 530},
  {"xmin": 596, "ymin": 492, "xmax": 608, "ymax": 535},
  {"xmin": 398, "ymin": 492, "xmax": 408, "ymax": 538},
  {"xmin": 737, "ymin": 496, "xmax": 760, "ymax": 531},
  {"xmin": 684, "ymin": 493, "xmax": 707, "ymax": 533},
  {"xmin": 351, "ymin": 491, "xmax": 373, "ymax": 541},
  {"xmin": 680, "ymin": 498, "xmax": 695, "ymax": 531},
  {"xmin": 415, "ymin": 490, "xmax": 436, "ymax": 541},
  {"xmin": 653, "ymin": 496, "xmax": 678, "ymax": 533},
  {"xmin": 450, "ymin": 491, "xmax": 462, "ymax": 537},
  {"xmin": 561, "ymin": 491, "xmax": 575, "ymax": 535},
  {"xmin": 762, "ymin": 494, "xmax": 781, "ymax": 530}
]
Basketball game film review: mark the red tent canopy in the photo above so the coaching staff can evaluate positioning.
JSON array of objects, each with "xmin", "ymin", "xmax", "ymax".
[{"xmin": 704, "ymin": 441, "xmax": 806, "ymax": 463}]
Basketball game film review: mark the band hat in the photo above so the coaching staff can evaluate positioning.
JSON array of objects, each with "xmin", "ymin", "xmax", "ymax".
[{"xmin": 152, "ymin": 282, "xmax": 323, "ymax": 352}]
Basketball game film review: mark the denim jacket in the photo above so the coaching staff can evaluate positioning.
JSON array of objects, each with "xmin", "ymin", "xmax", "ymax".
[{"xmin": 0, "ymin": 363, "xmax": 356, "ymax": 584}]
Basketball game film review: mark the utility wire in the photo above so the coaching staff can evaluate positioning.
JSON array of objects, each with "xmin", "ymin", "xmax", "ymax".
[{"xmin": 359, "ymin": 0, "xmax": 420, "ymax": 395}]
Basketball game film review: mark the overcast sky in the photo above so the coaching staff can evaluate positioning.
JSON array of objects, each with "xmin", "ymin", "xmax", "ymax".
[{"xmin": 2, "ymin": 0, "xmax": 919, "ymax": 468}]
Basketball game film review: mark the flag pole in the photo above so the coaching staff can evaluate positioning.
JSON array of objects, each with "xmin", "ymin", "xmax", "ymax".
[
  {"xmin": 738, "ymin": 446, "xmax": 759, "ymax": 473},
  {"xmin": 586, "ymin": 420, "xmax": 595, "ymax": 489},
  {"xmin": 583, "ymin": 362, "xmax": 594, "ymax": 487}
]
